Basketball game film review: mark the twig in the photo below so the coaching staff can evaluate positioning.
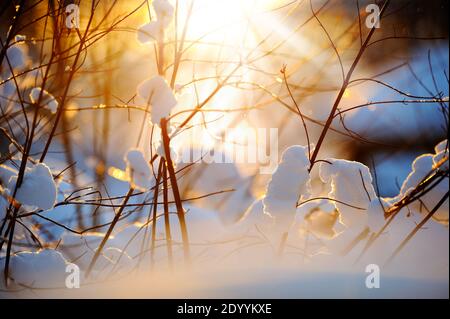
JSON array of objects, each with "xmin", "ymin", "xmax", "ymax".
[
  {"xmin": 385, "ymin": 191, "xmax": 449, "ymax": 266},
  {"xmin": 86, "ymin": 187, "xmax": 134, "ymax": 277},
  {"xmin": 160, "ymin": 117, "xmax": 190, "ymax": 264}
]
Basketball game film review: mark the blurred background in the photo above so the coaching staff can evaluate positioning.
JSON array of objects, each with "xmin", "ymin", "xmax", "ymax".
[{"xmin": 1, "ymin": 0, "xmax": 448, "ymax": 226}]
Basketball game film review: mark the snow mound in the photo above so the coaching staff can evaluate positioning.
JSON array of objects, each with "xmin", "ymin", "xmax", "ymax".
[{"xmin": 7, "ymin": 249, "xmax": 68, "ymax": 288}]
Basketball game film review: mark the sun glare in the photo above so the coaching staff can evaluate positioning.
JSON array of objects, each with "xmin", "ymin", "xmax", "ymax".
[{"xmin": 182, "ymin": 0, "xmax": 279, "ymax": 42}]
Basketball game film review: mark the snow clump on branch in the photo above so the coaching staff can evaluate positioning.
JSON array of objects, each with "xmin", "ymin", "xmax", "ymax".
[{"xmin": 263, "ymin": 145, "xmax": 311, "ymax": 232}]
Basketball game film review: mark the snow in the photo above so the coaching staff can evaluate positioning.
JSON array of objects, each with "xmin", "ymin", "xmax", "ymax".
[
  {"xmin": 156, "ymin": 140, "xmax": 178, "ymax": 162},
  {"xmin": 137, "ymin": 21, "xmax": 164, "ymax": 43},
  {"xmin": 137, "ymin": 76, "xmax": 177, "ymax": 125},
  {"xmin": 395, "ymin": 140, "xmax": 449, "ymax": 225},
  {"xmin": 14, "ymin": 34, "xmax": 26, "ymax": 43},
  {"xmin": 29, "ymin": 87, "xmax": 59, "ymax": 114},
  {"xmin": 4, "ymin": 45, "xmax": 26, "ymax": 70},
  {"xmin": 136, "ymin": 0, "xmax": 174, "ymax": 43},
  {"xmin": 114, "ymin": 206, "xmax": 228, "ymax": 260},
  {"xmin": 7, "ymin": 163, "xmax": 57, "ymax": 211},
  {"xmin": 177, "ymin": 154, "xmax": 257, "ymax": 225},
  {"xmin": 111, "ymin": 224, "xmax": 150, "ymax": 259},
  {"xmin": 263, "ymin": 145, "xmax": 311, "ymax": 231},
  {"xmin": 0, "ymin": 80, "xmax": 16, "ymax": 105},
  {"xmin": 398, "ymin": 154, "xmax": 434, "ymax": 197},
  {"xmin": 0, "ymin": 164, "xmax": 18, "ymax": 186},
  {"xmin": 299, "ymin": 199, "xmax": 340, "ymax": 240},
  {"xmin": 0, "ymin": 195, "xmax": 7, "ymax": 225},
  {"xmin": 100, "ymin": 247, "xmax": 133, "ymax": 276},
  {"xmin": 237, "ymin": 198, "xmax": 271, "ymax": 226},
  {"xmin": 433, "ymin": 139, "xmax": 449, "ymax": 171},
  {"xmin": 124, "ymin": 149, "xmax": 153, "ymax": 191},
  {"xmin": 435, "ymin": 140, "xmax": 449, "ymax": 154},
  {"xmin": 216, "ymin": 183, "xmax": 255, "ymax": 225},
  {"xmin": 7, "ymin": 249, "xmax": 68, "ymax": 288},
  {"xmin": 59, "ymin": 232, "xmax": 112, "ymax": 270},
  {"xmin": 176, "ymin": 204, "xmax": 227, "ymax": 243},
  {"xmin": 0, "ymin": 189, "xmax": 34, "ymax": 245},
  {"xmin": 319, "ymin": 159, "xmax": 377, "ymax": 229},
  {"xmin": 153, "ymin": 0, "xmax": 175, "ymax": 26},
  {"xmin": 367, "ymin": 198, "xmax": 390, "ymax": 231}
]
